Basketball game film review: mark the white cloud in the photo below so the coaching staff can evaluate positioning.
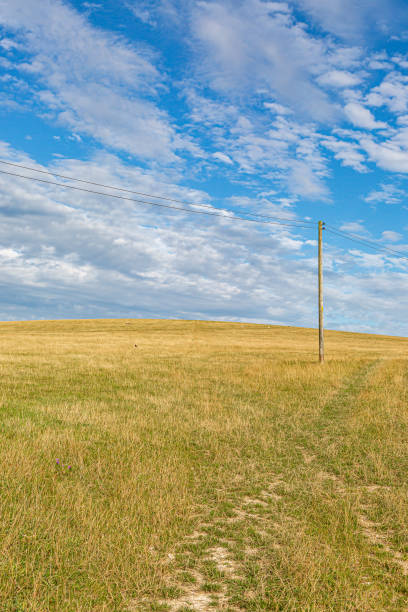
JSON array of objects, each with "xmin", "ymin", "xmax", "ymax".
[
  {"xmin": 339, "ymin": 221, "xmax": 367, "ymax": 233},
  {"xmin": 0, "ymin": 36, "xmax": 20, "ymax": 50},
  {"xmin": 365, "ymin": 183, "xmax": 406, "ymax": 205},
  {"xmin": 367, "ymin": 72, "xmax": 408, "ymax": 114},
  {"xmin": 360, "ymin": 137, "xmax": 408, "ymax": 172},
  {"xmin": 391, "ymin": 54, "xmax": 408, "ymax": 69},
  {"xmin": 293, "ymin": 0, "xmax": 408, "ymax": 41},
  {"xmin": 128, "ymin": 6, "xmax": 154, "ymax": 25},
  {"xmin": 368, "ymin": 60, "xmax": 393, "ymax": 70},
  {"xmin": 212, "ymin": 152, "xmax": 233, "ymax": 164},
  {"xmin": 367, "ymin": 52, "xmax": 394, "ymax": 70},
  {"xmin": 382, "ymin": 230, "xmax": 402, "ymax": 242},
  {"xmin": 327, "ymin": 46, "xmax": 363, "ymax": 70},
  {"xmin": 127, "ymin": 0, "xmax": 180, "ymax": 26},
  {"xmin": 288, "ymin": 160, "xmax": 329, "ymax": 199},
  {"xmin": 318, "ymin": 70, "xmax": 361, "ymax": 88},
  {"xmin": 322, "ymin": 136, "xmax": 367, "ymax": 172},
  {"xmin": 226, "ymin": 195, "xmax": 297, "ymax": 219},
  {"xmin": 82, "ymin": 2, "xmax": 102, "ymax": 11},
  {"xmin": 344, "ymin": 102, "xmax": 387, "ymax": 129},
  {"xmin": 264, "ymin": 102, "xmax": 293, "ymax": 115},
  {"xmin": 0, "ymin": 0, "xmax": 185, "ymax": 162}
]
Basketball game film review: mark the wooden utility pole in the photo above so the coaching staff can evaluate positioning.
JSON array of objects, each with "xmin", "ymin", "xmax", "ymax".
[{"xmin": 318, "ymin": 220, "xmax": 324, "ymax": 363}]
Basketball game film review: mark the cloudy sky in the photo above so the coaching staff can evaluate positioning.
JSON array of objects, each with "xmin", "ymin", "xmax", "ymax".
[{"xmin": 1, "ymin": 0, "xmax": 408, "ymax": 334}]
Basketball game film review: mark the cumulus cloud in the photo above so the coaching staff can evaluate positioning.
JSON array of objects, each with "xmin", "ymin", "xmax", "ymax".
[
  {"xmin": 321, "ymin": 136, "xmax": 367, "ymax": 172},
  {"xmin": 287, "ymin": 160, "xmax": 329, "ymax": 199},
  {"xmin": 382, "ymin": 230, "xmax": 402, "ymax": 242},
  {"xmin": 344, "ymin": 102, "xmax": 387, "ymax": 129},
  {"xmin": 365, "ymin": 183, "xmax": 406, "ymax": 205},
  {"xmin": 212, "ymin": 151, "xmax": 233, "ymax": 164},
  {"xmin": 264, "ymin": 102, "xmax": 293, "ymax": 116},
  {"xmin": 339, "ymin": 221, "xmax": 368, "ymax": 233},
  {"xmin": 127, "ymin": 0, "xmax": 180, "ymax": 26},
  {"xmin": 367, "ymin": 72, "xmax": 408, "ymax": 114},
  {"xmin": 318, "ymin": 70, "xmax": 361, "ymax": 88},
  {"xmin": 360, "ymin": 137, "xmax": 408, "ymax": 172}
]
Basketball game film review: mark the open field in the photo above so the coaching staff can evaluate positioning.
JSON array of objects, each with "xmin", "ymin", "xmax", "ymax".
[{"xmin": 1, "ymin": 319, "xmax": 408, "ymax": 611}]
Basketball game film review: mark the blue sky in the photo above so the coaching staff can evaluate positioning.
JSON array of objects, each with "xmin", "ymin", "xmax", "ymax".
[{"xmin": 1, "ymin": 0, "xmax": 408, "ymax": 334}]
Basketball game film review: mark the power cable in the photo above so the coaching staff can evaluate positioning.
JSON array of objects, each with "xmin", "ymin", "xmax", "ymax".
[
  {"xmin": 3, "ymin": 161, "xmax": 407, "ymax": 259},
  {"xmin": 327, "ymin": 226, "xmax": 408, "ymax": 259},
  {"xmin": 0, "ymin": 159, "xmax": 314, "ymax": 226},
  {"xmin": 326, "ymin": 226, "xmax": 408, "ymax": 262},
  {"xmin": 0, "ymin": 168, "xmax": 314, "ymax": 230}
]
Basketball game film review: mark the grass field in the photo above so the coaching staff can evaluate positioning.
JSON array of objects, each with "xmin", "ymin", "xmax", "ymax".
[{"xmin": 1, "ymin": 319, "xmax": 408, "ymax": 611}]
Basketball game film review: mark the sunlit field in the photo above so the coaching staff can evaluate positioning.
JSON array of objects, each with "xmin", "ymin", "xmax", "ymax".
[{"xmin": 1, "ymin": 319, "xmax": 408, "ymax": 611}]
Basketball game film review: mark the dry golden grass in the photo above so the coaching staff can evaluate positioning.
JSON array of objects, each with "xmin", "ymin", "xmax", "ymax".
[{"xmin": 1, "ymin": 319, "xmax": 408, "ymax": 610}]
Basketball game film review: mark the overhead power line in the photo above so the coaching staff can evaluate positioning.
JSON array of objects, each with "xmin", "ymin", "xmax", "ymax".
[
  {"xmin": 326, "ymin": 226, "xmax": 408, "ymax": 262},
  {"xmin": 0, "ymin": 159, "xmax": 314, "ymax": 227},
  {"xmin": 3, "ymin": 159, "xmax": 407, "ymax": 260},
  {"xmin": 0, "ymin": 168, "xmax": 314, "ymax": 229}
]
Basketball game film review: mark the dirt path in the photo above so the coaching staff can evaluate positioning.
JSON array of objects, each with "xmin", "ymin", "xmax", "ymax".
[{"xmin": 154, "ymin": 480, "xmax": 284, "ymax": 611}]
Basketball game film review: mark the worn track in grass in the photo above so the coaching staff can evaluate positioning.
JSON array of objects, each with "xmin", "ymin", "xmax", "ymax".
[{"xmin": 135, "ymin": 357, "xmax": 408, "ymax": 611}]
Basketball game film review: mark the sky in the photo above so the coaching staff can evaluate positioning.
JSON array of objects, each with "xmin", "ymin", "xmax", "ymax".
[{"xmin": 1, "ymin": 0, "xmax": 408, "ymax": 334}]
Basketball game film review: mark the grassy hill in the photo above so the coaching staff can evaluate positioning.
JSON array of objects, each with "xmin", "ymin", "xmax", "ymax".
[{"xmin": 1, "ymin": 319, "xmax": 408, "ymax": 610}]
